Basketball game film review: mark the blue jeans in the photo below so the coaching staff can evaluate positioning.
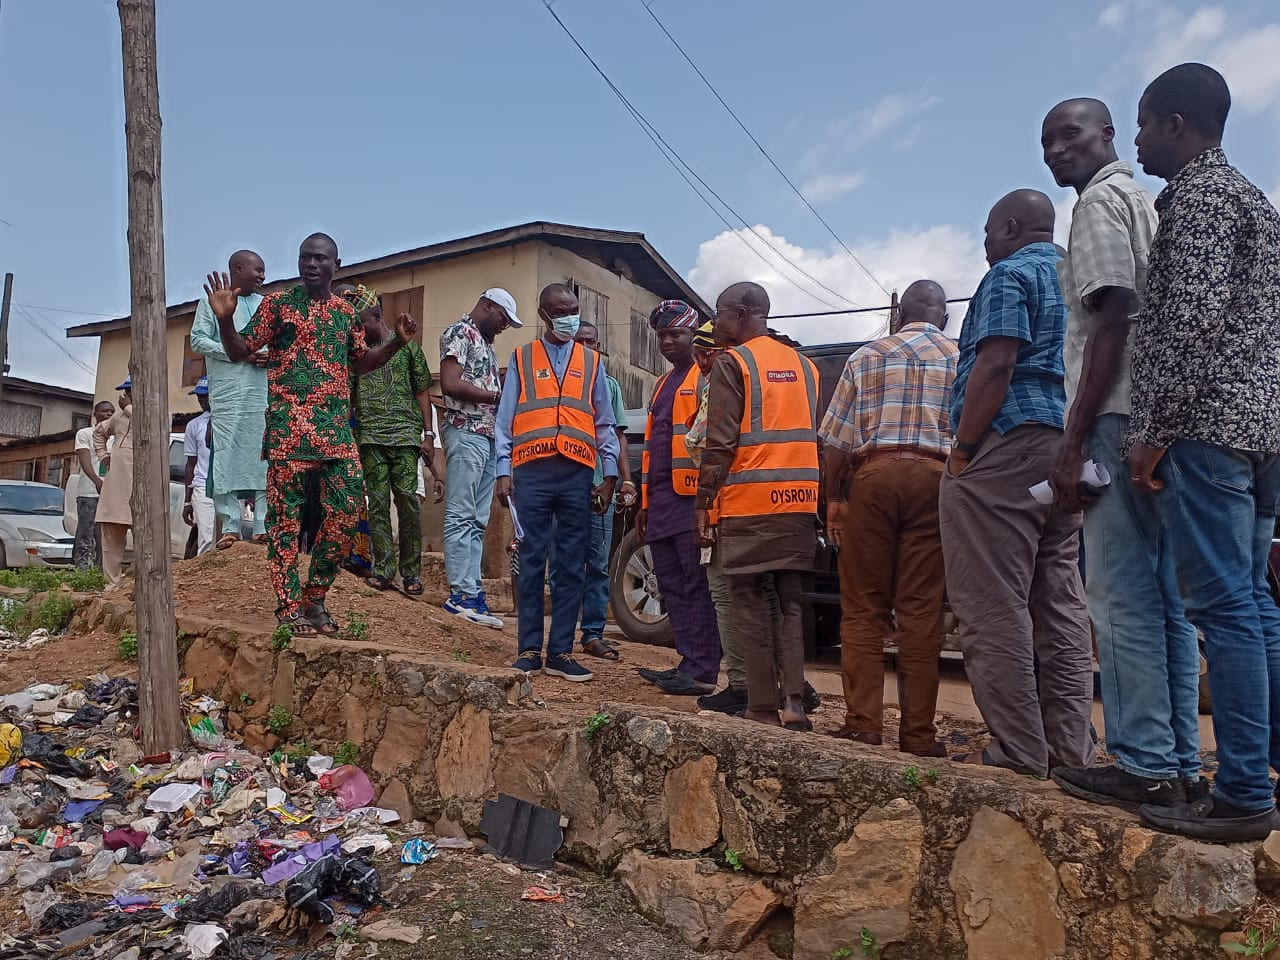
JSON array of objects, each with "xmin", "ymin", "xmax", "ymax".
[
  {"xmin": 1153, "ymin": 439, "xmax": 1280, "ymax": 810},
  {"xmin": 548, "ymin": 505, "xmax": 615, "ymax": 642},
  {"xmin": 1084, "ymin": 415, "xmax": 1201, "ymax": 779},
  {"xmin": 442, "ymin": 424, "xmax": 496, "ymax": 598},
  {"xmin": 514, "ymin": 457, "xmax": 593, "ymax": 658}
]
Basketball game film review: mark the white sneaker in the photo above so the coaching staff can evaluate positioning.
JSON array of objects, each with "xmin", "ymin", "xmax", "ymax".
[{"xmin": 461, "ymin": 595, "xmax": 504, "ymax": 629}]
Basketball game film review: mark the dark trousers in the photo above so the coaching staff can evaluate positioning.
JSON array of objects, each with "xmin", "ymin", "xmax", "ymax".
[
  {"xmin": 729, "ymin": 569, "xmax": 806, "ymax": 711},
  {"xmin": 514, "ymin": 457, "xmax": 593, "ymax": 659},
  {"xmin": 649, "ymin": 530, "xmax": 722, "ymax": 684},
  {"xmin": 73, "ymin": 497, "xmax": 101, "ymax": 570}
]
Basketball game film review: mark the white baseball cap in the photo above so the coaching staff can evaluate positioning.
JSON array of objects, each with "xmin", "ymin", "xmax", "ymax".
[{"xmin": 481, "ymin": 287, "xmax": 522, "ymax": 328}]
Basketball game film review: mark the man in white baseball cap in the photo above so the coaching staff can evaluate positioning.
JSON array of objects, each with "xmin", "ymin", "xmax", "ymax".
[{"xmin": 438, "ymin": 288, "xmax": 522, "ymax": 628}]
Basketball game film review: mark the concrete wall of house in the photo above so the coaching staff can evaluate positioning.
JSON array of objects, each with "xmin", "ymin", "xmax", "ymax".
[
  {"xmin": 93, "ymin": 313, "xmax": 203, "ymax": 416},
  {"xmin": 0, "ymin": 389, "xmax": 92, "ymax": 440}
]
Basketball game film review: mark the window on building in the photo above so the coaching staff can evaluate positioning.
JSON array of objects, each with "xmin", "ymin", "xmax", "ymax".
[
  {"xmin": 182, "ymin": 336, "xmax": 205, "ymax": 387},
  {"xmin": 0, "ymin": 401, "xmax": 41, "ymax": 439},
  {"xmin": 574, "ymin": 284, "xmax": 609, "ymax": 353},
  {"xmin": 71, "ymin": 413, "xmax": 91, "ymax": 432},
  {"xmin": 46, "ymin": 457, "xmax": 63, "ymax": 490},
  {"xmin": 378, "ymin": 287, "xmax": 426, "ymax": 336},
  {"xmin": 630, "ymin": 309, "xmax": 664, "ymax": 375}
]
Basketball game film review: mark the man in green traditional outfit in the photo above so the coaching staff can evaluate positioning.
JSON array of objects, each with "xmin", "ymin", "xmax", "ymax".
[
  {"xmin": 191, "ymin": 249, "xmax": 269, "ymax": 547},
  {"xmin": 350, "ymin": 286, "xmax": 438, "ymax": 595}
]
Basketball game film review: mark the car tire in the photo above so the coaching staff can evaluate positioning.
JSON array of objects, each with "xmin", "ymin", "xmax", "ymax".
[{"xmin": 609, "ymin": 529, "xmax": 674, "ymax": 647}]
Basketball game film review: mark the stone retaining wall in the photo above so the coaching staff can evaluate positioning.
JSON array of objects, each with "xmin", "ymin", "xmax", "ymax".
[{"xmin": 72, "ymin": 600, "xmax": 1270, "ymax": 959}]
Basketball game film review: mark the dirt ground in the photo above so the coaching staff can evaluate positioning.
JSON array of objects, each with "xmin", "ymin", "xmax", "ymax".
[{"xmin": 2, "ymin": 542, "xmax": 993, "ymax": 754}]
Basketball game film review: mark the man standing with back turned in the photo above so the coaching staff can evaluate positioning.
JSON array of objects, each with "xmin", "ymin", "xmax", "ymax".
[
  {"xmin": 204, "ymin": 234, "xmax": 418, "ymax": 635},
  {"xmin": 940, "ymin": 190, "xmax": 1095, "ymax": 778},
  {"xmin": 1125, "ymin": 64, "xmax": 1280, "ymax": 842},
  {"xmin": 820, "ymin": 279, "xmax": 957, "ymax": 757},
  {"xmin": 696, "ymin": 282, "xmax": 819, "ymax": 730},
  {"xmin": 191, "ymin": 250, "xmax": 269, "ymax": 548},
  {"xmin": 1038, "ymin": 97, "xmax": 1203, "ymax": 811}
]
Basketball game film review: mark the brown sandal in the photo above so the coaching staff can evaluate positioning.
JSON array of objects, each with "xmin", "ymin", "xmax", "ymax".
[
  {"xmin": 216, "ymin": 533, "xmax": 241, "ymax": 550},
  {"xmin": 582, "ymin": 636, "xmax": 621, "ymax": 660}
]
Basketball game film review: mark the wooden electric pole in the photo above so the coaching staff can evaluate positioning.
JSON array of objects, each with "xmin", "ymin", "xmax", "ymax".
[
  {"xmin": 0, "ymin": 272, "xmax": 12, "ymax": 405},
  {"xmin": 118, "ymin": 0, "xmax": 183, "ymax": 754}
]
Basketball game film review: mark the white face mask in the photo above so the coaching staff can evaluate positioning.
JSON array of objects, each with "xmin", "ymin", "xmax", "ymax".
[{"xmin": 544, "ymin": 311, "xmax": 581, "ymax": 343}]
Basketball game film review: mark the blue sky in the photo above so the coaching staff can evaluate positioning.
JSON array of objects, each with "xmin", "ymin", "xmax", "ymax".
[{"xmin": 1, "ymin": 0, "xmax": 1278, "ymax": 392}]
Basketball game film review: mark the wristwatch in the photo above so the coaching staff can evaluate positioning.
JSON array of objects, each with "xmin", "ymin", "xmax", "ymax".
[{"xmin": 953, "ymin": 438, "xmax": 981, "ymax": 457}]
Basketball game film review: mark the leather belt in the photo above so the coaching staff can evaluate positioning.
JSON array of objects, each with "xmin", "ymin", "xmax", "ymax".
[{"xmin": 859, "ymin": 448, "xmax": 947, "ymax": 466}]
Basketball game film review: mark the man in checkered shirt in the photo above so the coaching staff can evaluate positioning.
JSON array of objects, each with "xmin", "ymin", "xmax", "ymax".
[{"xmin": 819, "ymin": 280, "xmax": 957, "ymax": 756}]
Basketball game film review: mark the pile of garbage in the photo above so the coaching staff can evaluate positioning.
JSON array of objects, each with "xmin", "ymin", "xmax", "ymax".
[{"xmin": 0, "ymin": 675, "xmax": 456, "ymax": 959}]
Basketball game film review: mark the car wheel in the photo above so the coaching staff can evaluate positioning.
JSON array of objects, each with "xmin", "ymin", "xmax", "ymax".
[{"xmin": 609, "ymin": 529, "xmax": 673, "ymax": 647}]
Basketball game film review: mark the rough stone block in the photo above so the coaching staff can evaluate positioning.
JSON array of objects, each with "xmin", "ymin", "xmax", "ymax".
[
  {"xmin": 435, "ymin": 703, "xmax": 492, "ymax": 798},
  {"xmin": 949, "ymin": 805, "xmax": 1065, "ymax": 960},
  {"xmin": 1153, "ymin": 842, "xmax": 1255, "ymax": 930},
  {"xmin": 182, "ymin": 635, "xmax": 235, "ymax": 694},
  {"xmin": 665, "ymin": 756, "xmax": 720, "ymax": 853},
  {"xmin": 794, "ymin": 797, "xmax": 923, "ymax": 960},
  {"xmin": 372, "ymin": 705, "xmax": 431, "ymax": 777},
  {"xmin": 615, "ymin": 850, "xmax": 759, "ymax": 948}
]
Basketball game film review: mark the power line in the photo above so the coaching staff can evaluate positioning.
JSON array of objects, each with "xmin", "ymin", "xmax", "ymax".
[
  {"xmin": 12, "ymin": 305, "xmax": 97, "ymax": 377},
  {"xmin": 639, "ymin": 0, "xmax": 889, "ymax": 300},
  {"xmin": 14, "ymin": 301, "xmax": 118, "ymax": 318},
  {"xmin": 768, "ymin": 296, "xmax": 973, "ymax": 320},
  {"xmin": 539, "ymin": 0, "xmax": 858, "ymax": 312}
]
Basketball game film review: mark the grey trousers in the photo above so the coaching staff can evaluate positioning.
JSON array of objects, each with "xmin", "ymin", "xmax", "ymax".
[
  {"xmin": 729, "ymin": 569, "xmax": 806, "ymax": 712},
  {"xmin": 73, "ymin": 496, "xmax": 101, "ymax": 570},
  {"xmin": 939, "ymin": 425, "xmax": 1095, "ymax": 776},
  {"xmin": 706, "ymin": 546, "xmax": 782, "ymax": 690}
]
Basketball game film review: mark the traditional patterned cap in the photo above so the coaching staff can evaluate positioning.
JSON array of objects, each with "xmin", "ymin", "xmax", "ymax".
[
  {"xmin": 692, "ymin": 320, "xmax": 716, "ymax": 349},
  {"xmin": 343, "ymin": 283, "xmax": 379, "ymax": 313},
  {"xmin": 648, "ymin": 299, "xmax": 700, "ymax": 330}
]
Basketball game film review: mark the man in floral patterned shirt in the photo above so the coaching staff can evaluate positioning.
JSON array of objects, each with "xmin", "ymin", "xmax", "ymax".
[
  {"xmin": 438, "ymin": 288, "xmax": 522, "ymax": 629},
  {"xmin": 1124, "ymin": 64, "xmax": 1280, "ymax": 843},
  {"xmin": 204, "ymin": 233, "xmax": 418, "ymax": 634}
]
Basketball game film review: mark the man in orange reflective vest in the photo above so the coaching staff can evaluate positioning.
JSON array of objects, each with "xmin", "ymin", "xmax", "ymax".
[
  {"xmin": 635, "ymin": 301, "xmax": 722, "ymax": 696},
  {"xmin": 495, "ymin": 283, "xmax": 620, "ymax": 683},
  {"xmin": 696, "ymin": 282, "xmax": 819, "ymax": 729}
]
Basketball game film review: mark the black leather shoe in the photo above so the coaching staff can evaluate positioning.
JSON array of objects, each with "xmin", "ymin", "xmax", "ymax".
[
  {"xmin": 1140, "ymin": 797, "xmax": 1280, "ymax": 843},
  {"xmin": 697, "ymin": 686, "xmax": 748, "ymax": 714},
  {"xmin": 637, "ymin": 666, "xmax": 679, "ymax": 684},
  {"xmin": 801, "ymin": 681, "xmax": 821, "ymax": 714},
  {"xmin": 1051, "ymin": 765, "xmax": 1183, "ymax": 811},
  {"xmin": 655, "ymin": 672, "xmax": 716, "ymax": 696}
]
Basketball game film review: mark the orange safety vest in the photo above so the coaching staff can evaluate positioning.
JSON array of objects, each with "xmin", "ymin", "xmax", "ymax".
[
  {"xmin": 719, "ymin": 336, "xmax": 819, "ymax": 519},
  {"xmin": 641, "ymin": 364, "xmax": 702, "ymax": 509},
  {"xmin": 510, "ymin": 339, "xmax": 598, "ymax": 471}
]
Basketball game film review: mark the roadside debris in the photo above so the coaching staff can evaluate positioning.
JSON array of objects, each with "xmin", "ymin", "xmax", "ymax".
[{"xmin": 0, "ymin": 671, "xmax": 562, "ymax": 960}]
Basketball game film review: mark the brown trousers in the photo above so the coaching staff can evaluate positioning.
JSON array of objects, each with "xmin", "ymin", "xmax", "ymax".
[
  {"xmin": 838, "ymin": 455, "xmax": 946, "ymax": 751},
  {"xmin": 938, "ymin": 425, "xmax": 1095, "ymax": 777}
]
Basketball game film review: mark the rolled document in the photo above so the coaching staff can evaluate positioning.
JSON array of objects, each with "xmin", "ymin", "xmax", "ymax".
[{"xmin": 1029, "ymin": 459, "xmax": 1111, "ymax": 505}]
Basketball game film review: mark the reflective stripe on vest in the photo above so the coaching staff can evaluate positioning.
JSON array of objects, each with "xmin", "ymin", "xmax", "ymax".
[
  {"xmin": 720, "ymin": 337, "xmax": 819, "ymax": 518},
  {"xmin": 641, "ymin": 364, "xmax": 702, "ymax": 508},
  {"xmin": 510, "ymin": 339, "xmax": 598, "ymax": 470}
]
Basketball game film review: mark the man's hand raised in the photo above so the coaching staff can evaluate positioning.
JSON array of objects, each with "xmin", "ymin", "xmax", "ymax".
[
  {"xmin": 203, "ymin": 272, "xmax": 240, "ymax": 322},
  {"xmin": 395, "ymin": 313, "xmax": 419, "ymax": 343}
]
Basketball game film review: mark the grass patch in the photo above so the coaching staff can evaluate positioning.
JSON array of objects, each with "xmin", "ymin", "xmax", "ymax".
[
  {"xmin": 270, "ymin": 623, "xmax": 292, "ymax": 651},
  {"xmin": 117, "ymin": 630, "xmax": 138, "ymax": 661},
  {"xmin": 584, "ymin": 711, "xmax": 611, "ymax": 741},
  {"xmin": 0, "ymin": 567, "xmax": 104, "ymax": 594},
  {"xmin": 266, "ymin": 705, "xmax": 292, "ymax": 735},
  {"xmin": 335, "ymin": 740, "xmax": 359, "ymax": 766},
  {"xmin": 31, "ymin": 594, "xmax": 76, "ymax": 633},
  {"xmin": 342, "ymin": 610, "xmax": 370, "ymax": 642},
  {"xmin": 724, "ymin": 848, "xmax": 744, "ymax": 872}
]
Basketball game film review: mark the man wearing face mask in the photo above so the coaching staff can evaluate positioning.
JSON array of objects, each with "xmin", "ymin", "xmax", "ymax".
[{"xmin": 494, "ymin": 283, "xmax": 620, "ymax": 682}]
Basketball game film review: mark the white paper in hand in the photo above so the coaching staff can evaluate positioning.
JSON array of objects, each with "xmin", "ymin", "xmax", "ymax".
[{"xmin": 1029, "ymin": 459, "xmax": 1111, "ymax": 505}]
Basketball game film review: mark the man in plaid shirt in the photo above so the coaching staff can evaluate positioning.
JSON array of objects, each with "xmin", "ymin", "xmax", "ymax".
[{"xmin": 820, "ymin": 280, "xmax": 957, "ymax": 756}]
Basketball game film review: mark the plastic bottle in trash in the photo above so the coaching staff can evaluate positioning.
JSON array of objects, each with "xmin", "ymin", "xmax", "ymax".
[{"xmin": 320, "ymin": 766, "xmax": 375, "ymax": 811}]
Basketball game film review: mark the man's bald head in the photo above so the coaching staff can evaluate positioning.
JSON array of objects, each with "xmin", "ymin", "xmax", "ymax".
[
  {"xmin": 1041, "ymin": 97, "xmax": 1119, "ymax": 192},
  {"xmin": 896, "ymin": 280, "xmax": 948, "ymax": 332},
  {"xmin": 714, "ymin": 282, "xmax": 771, "ymax": 347},
  {"xmin": 228, "ymin": 249, "xmax": 266, "ymax": 295},
  {"xmin": 983, "ymin": 189, "xmax": 1056, "ymax": 266}
]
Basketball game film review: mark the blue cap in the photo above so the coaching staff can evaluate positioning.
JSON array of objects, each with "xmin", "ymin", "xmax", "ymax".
[
  {"xmin": 115, "ymin": 377, "xmax": 132, "ymax": 391},
  {"xmin": 190, "ymin": 376, "xmax": 209, "ymax": 396}
]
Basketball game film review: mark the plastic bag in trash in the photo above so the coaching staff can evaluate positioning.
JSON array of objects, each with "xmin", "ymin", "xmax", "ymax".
[
  {"xmin": 40, "ymin": 900, "xmax": 101, "ymax": 932},
  {"xmin": 400, "ymin": 839, "xmax": 438, "ymax": 865},
  {"xmin": 22, "ymin": 733, "xmax": 89, "ymax": 777},
  {"xmin": 22, "ymin": 887, "xmax": 60, "ymax": 925},
  {"xmin": 176, "ymin": 883, "xmax": 262, "ymax": 923},
  {"xmin": 0, "ymin": 723, "xmax": 21, "ymax": 766},
  {"xmin": 284, "ymin": 854, "xmax": 383, "ymax": 924},
  {"xmin": 182, "ymin": 923, "xmax": 229, "ymax": 960},
  {"xmin": 318, "ymin": 766, "xmax": 375, "ymax": 812}
]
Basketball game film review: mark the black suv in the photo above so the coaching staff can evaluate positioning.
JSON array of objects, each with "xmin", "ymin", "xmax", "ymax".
[{"xmin": 607, "ymin": 342, "xmax": 866, "ymax": 657}]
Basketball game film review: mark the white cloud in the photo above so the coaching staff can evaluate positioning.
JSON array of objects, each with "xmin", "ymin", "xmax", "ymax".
[
  {"xmin": 1141, "ymin": 6, "xmax": 1280, "ymax": 114},
  {"xmin": 688, "ymin": 223, "xmax": 988, "ymax": 345},
  {"xmin": 802, "ymin": 90, "xmax": 940, "ymax": 177},
  {"xmin": 1098, "ymin": 3, "xmax": 1127, "ymax": 27},
  {"xmin": 798, "ymin": 171, "xmax": 865, "ymax": 203},
  {"xmin": 1053, "ymin": 191, "xmax": 1076, "ymax": 248}
]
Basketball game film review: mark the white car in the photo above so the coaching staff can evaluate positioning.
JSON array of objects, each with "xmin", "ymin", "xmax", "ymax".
[
  {"xmin": 61, "ymin": 433, "xmax": 191, "ymax": 561},
  {"xmin": 0, "ymin": 479, "xmax": 77, "ymax": 568}
]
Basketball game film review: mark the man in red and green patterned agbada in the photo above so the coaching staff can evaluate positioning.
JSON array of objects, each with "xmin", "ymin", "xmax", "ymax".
[{"xmin": 204, "ymin": 233, "xmax": 418, "ymax": 635}]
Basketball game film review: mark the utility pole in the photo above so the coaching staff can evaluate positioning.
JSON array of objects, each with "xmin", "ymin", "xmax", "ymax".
[
  {"xmin": 887, "ymin": 289, "xmax": 900, "ymax": 335},
  {"xmin": 118, "ymin": 0, "xmax": 182, "ymax": 754},
  {"xmin": 0, "ymin": 272, "xmax": 12, "ymax": 405}
]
